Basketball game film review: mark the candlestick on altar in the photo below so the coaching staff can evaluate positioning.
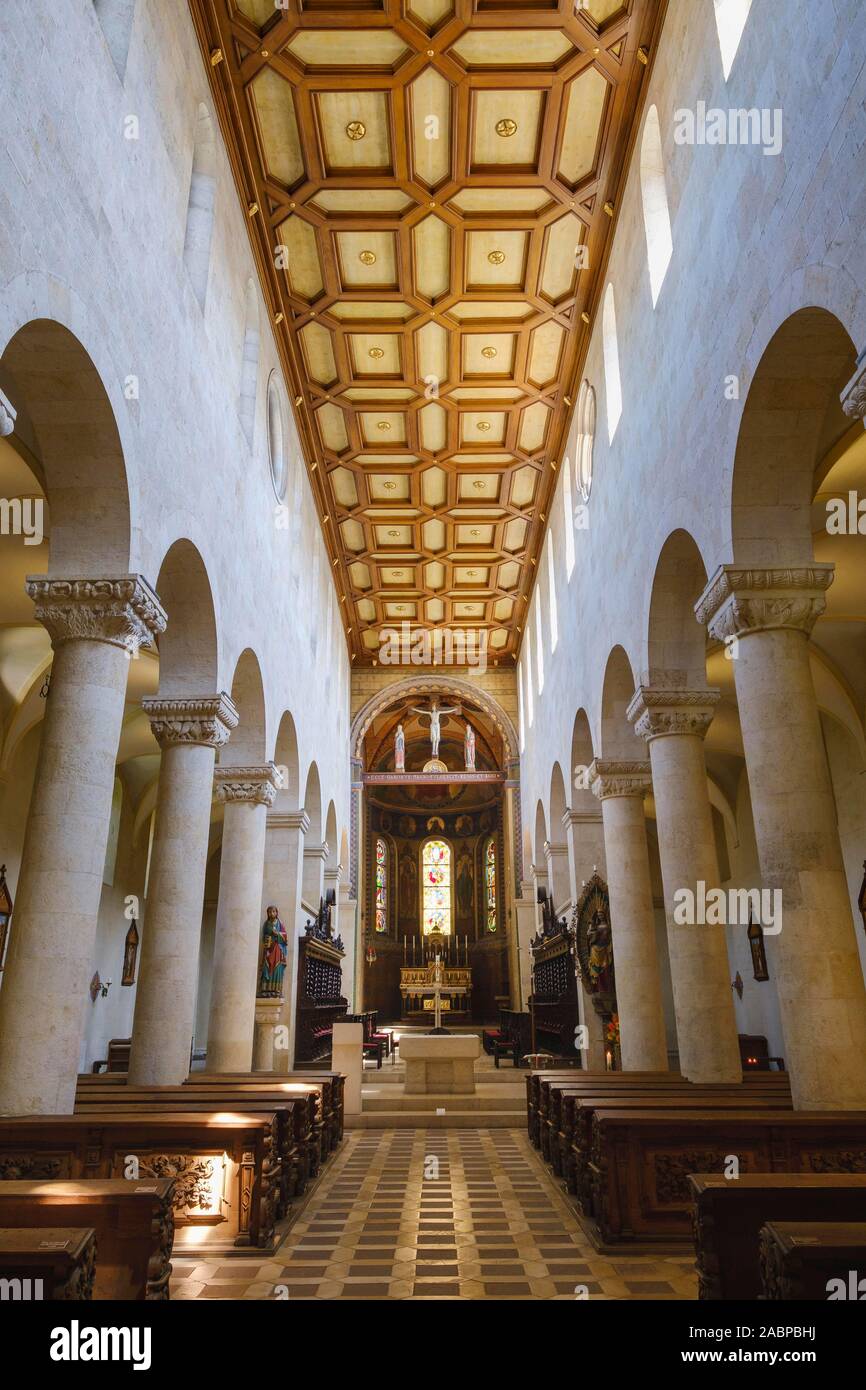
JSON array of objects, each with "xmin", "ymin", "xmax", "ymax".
[{"xmin": 403, "ymin": 935, "xmax": 407, "ymax": 963}]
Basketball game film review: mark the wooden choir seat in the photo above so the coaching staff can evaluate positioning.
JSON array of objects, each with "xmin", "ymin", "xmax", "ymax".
[
  {"xmin": 738, "ymin": 1033, "xmax": 785, "ymax": 1073},
  {"xmin": 689, "ymin": 1174, "xmax": 866, "ymax": 1300},
  {"xmin": 0, "ymin": 1179, "xmax": 174, "ymax": 1298},
  {"xmin": 91, "ymin": 1038, "xmax": 131, "ymax": 1074},
  {"xmin": 0, "ymin": 1112, "xmax": 280, "ymax": 1253},
  {"xmin": 483, "ymin": 1009, "xmax": 531, "ymax": 1068},
  {"xmin": 759, "ymin": 1220, "xmax": 866, "ymax": 1300},
  {"xmin": 0, "ymin": 1226, "xmax": 96, "ymax": 1300},
  {"xmin": 344, "ymin": 1013, "xmax": 386, "ymax": 1067}
]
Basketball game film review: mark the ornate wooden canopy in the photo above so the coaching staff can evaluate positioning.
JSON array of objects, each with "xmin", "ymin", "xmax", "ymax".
[{"xmin": 190, "ymin": 0, "xmax": 664, "ymax": 663}]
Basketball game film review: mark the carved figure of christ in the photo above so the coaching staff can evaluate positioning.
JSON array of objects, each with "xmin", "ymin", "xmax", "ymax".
[{"xmin": 409, "ymin": 697, "xmax": 461, "ymax": 760}]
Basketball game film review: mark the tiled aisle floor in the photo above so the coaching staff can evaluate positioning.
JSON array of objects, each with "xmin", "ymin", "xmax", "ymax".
[{"xmin": 173, "ymin": 1129, "xmax": 698, "ymax": 1300}]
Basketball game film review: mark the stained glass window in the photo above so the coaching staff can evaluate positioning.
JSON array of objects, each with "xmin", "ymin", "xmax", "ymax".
[
  {"xmin": 485, "ymin": 838, "xmax": 497, "ymax": 932},
  {"xmin": 375, "ymin": 837, "xmax": 387, "ymax": 933},
  {"xmin": 422, "ymin": 839, "xmax": 452, "ymax": 936}
]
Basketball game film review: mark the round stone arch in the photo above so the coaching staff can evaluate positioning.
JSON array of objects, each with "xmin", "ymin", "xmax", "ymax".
[{"xmin": 350, "ymin": 674, "xmax": 519, "ymax": 766}]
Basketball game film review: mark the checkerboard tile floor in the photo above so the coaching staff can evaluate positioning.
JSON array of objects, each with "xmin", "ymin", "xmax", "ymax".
[{"xmin": 172, "ymin": 1129, "xmax": 698, "ymax": 1300}]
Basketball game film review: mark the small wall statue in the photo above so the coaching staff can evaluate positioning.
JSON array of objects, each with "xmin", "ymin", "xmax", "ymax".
[
  {"xmin": 258, "ymin": 905, "xmax": 288, "ymax": 998},
  {"xmin": 394, "ymin": 722, "xmax": 405, "ymax": 772},
  {"xmin": 464, "ymin": 722, "xmax": 476, "ymax": 770}
]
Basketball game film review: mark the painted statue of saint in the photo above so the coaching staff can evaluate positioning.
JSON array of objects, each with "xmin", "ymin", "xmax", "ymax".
[
  {"xmin": 586, "ymin": 908, "xmax": 613, "ymax": 995},
  {"xmin": 394, "ymin": 722, "xmax": 405, "ymax": 772},
  {"xmin": 258, "ymin": 905, "xmax": 288, "ymax": 998},
  {"xmin": 464, "ymin": 722, "xmax": 476, "ymax": 770}
]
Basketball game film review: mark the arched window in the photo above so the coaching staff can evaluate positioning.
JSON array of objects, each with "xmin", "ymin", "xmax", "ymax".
[
  {"xmin": 534, "ymin": 593, "xmax": 544, "ymax": 693},
  {"xmin": 183, "ymin": 104, "xmax": 217, "ymax": 311},
  {"xmin": 422, "ymin": 839, "xmax": 452, "ymax": 936},
  {"xmin": 561, "ymin": 448, "xmax": 575, "ymax": 578},
  {"xmin": 640, "ymin": 106, "xmax": 673, "ymax": 306},
  {"xmin": 602, "ymin": 283, "xmax": 622, "ymax": 442},
  {"xmin": 267, "ymin": 372, "xmax": 289, "ymax": 502},
  {"xmin": 545, "ymin": 532, "xmax": 558, "ymax": 651},
  {"xmin": 574, "ymin": 380, "xmax": 596, "ymax": 503},
  {"xmin": 713, "ymin": 0, "xmax": 753, "ymax": 81},
  {"xmin": 524, "ymin": 633, "xmax": 534, "ymax": 727},
  {"xmin": 239, "ymin": 279, "xmax": 260, "ymax": 448},
  {"xmin": 485, "ymin": 838, "xmax": 497, "ymax": 933},
  {"xmin": 375, "ymin": 837, "xmax": 388, "ymax": 932}
]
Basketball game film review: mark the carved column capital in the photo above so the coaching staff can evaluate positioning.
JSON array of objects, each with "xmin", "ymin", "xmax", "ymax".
[
  {"xmin": 143, "ymin": 693, "xmax": 239, "ymax": 749},
  {"xmin": 26, "ymin": 574, "xmax": 167, "ymax": 652},
  {"xmin": 694, "ymin": 564, "xmax": 834, "ymax": 643},
  {"xmin": 841, "ymin": 349, "xmax": 866, "ymax": 421},
  {"xmin": 0, "ymin": 388, "xmax": 17, "ymax": 437},
  {"xmin": 214, "ymin": 763, "xmax": 279, "ymax": 806},
  {"xmin": 589, "ymin": 758, "xmax": 652, "ymax": 801},
  {"xmin": 627, "ymin": 685, "xmax": 720, "ymax": 742}
]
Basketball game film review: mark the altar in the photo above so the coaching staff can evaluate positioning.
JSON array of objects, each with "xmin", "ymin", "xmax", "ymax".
[
  {"xmin": 399, "ymin": 962, "xmax": 472, "ymax": 1022},
  {"xmin": 400, "ymin": 1034, "xmax": 481, "ymax": 1094}
]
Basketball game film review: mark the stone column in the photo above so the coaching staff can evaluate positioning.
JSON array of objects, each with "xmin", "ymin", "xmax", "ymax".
[
  {"xmin": 589, "ymin": 760, "xmax": 669, "ymax": 1072},
  {"xmin": 543, "ymin": 838, "xmax": 572, "ymax": 916},
  {"xmin": 324, "ymin": 863, "xmax": 343, "ymax": 940},
  {"xmin": 0, "ymin": 576, "xmax": 166, "ymax": 1115},
  {"xmin": 628, "ymin": 687, "xmax": 741, "ymax": 1083},
  {"xmin": 129, "ymin": 693, "xmax": 238, "ymax": 1085},
  {"xmin": 339, "ymin": 888, "xmax": 359, "ymax": 1011},
  {"xmin": 260, "ymin": 809, "xmax": 308, "ymax": 1073},
  {"xmin": 206, "ymin": 765, "xmax": 279, "ymax": 1073},
  {"xmin": 513, "ymin": 879, "xmax": 538, "ymax": 1012},
  {"xmin": 302, "ymin": 841, "xmax": 328, "ymax": 919},
  {"xmin": 696, "ymin": 564, "xmax": 866, "ymax": 1107},
  {"xmin": 562, "ymin": 808, "xmax": 608, "ymax": 1070}
]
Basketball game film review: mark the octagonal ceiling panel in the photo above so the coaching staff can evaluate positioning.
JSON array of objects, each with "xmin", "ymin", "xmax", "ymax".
[{"xmin": 194, "ymin": 0, "xmax": 662, "ymax": 662}]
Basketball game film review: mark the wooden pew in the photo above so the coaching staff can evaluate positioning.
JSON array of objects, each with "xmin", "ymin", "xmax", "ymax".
[
  {"xmin": 180, "ymin": 1071, "xmax": 344, "ymax": 1153},
  {"xmin": 588, "ymin": 1108, "xmax": 866, "ymax": 1247},
  {"xmin": 535, "ymin": 1071, "xmax": 789, "ymax": 1167},
  {"xmin": 0, "ymin": 1112, "xmax": 280, "ymax": 1253},
  {"xmin": 759, "ymin": 1220, "xmax": 866, "ymax": 1300},
  {"xmin": 569, "ymin": 1092, "xmax": 793, "ymax": 1215},
  {"xmin": 544, "ymin": 1076, "xmax": 789, "ymax": 1171},
  {"xmin": 74, "ymin": 1086, "xmax": 314, "ymax": 1217},
  {"xmin": 546, "ymin": 1076, "xmax": 790, "ymax": 1180},
  {"xmin": 526, "ymin": 1068, "xmax": 585, "ymax": 1145},
  {"xmin": 0, "ymin": 1226, "xmax": 96, "ymax": 1300},
  {"xmin": 77, "ymin": 1068, "xmax": 345, "ymax": 1155},
  {"xmin": 0, "ymin": 1179, "xmax": 174, "ymax": 1298},
  {"xmin": 526, "ymin": 1068, "xmax": 789, "ymax": 1152},
  {"xmin": 688, "ymin": 1173, "xmax": 866, "ymax": 1299}
]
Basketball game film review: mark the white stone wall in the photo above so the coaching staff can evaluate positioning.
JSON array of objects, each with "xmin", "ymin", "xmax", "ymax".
[
  {"xmin": 0, "ymin": 1, "xmax": 350, "ymax": 1064},
  {"xmin": 517, "ymin": 0, "xmax": 866, "ymax": 1047}
]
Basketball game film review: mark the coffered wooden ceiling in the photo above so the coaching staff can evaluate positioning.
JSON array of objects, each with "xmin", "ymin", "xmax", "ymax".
[{"xmin": 190, "ymin": 0, "xmax": 664, "ymax": 662}]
